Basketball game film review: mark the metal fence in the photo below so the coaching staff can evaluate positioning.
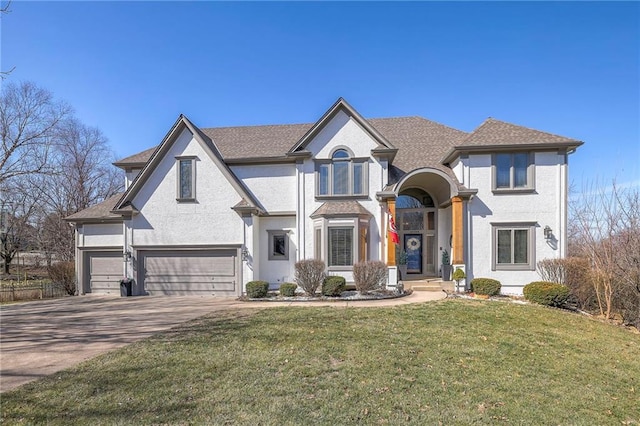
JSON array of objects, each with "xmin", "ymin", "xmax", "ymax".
[{"xmin": 0, "ymin": 281, "xmax": 69, "ymax": 303}]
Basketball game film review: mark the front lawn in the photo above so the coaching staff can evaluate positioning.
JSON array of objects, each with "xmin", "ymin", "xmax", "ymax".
[{"xmin": 2, "ymin": 300, "xmax": 639, "ymax": 425}]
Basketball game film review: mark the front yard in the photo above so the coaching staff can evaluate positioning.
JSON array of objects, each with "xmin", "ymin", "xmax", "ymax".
[{"xmin": 1, "ymin": 300, "xmax": 638, "ymax": 425}]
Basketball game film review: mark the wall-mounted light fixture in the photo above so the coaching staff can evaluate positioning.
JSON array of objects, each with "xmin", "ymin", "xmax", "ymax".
[
  {"xmin": 124, "ymin": 250, "xmax": 132, "ymax": 261},
  {"xmin": 241, "ymin": 247, "xmax": 249, "ymax": 261},
  {"xmin": 544, "ymin": 226, "xmax": 553, "ymax": 240}
]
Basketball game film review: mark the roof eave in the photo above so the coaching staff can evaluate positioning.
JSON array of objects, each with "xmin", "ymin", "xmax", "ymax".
[
  {"xmin": 371, "ymin": 148, "xmax": 398, "ymax": 162},
  {"xmin": 113, "ymin": 161, "xmax": 147, "ymax": 170},
  {"xmin": 63, "ymin": 216, "xmax": 124, "ymax": 224},
  {"xmin": 441, "ymin": 141, "xmax": 584, "ymax": 165},
  {"xmin": 225, "ymin": 156, "xmax": 297, "ymax": 165}
]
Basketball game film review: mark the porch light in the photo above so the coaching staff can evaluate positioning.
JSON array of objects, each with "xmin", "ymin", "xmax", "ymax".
[
  {"xmin": 241, "ymin": 247, "xmax": 249, "ymax": 261},
  {"xmin": 544, "ymin": 226, "xmax": 553, "ymax": 240},
  {"xmin": 123, "ymin": 250, "xmax": 132, "ymax": 261}
]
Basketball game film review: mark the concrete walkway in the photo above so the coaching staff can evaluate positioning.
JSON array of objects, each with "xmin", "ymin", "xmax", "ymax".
[{"xmin": 0, "ymin": 290, "xmax": 446, "ymax": 392}]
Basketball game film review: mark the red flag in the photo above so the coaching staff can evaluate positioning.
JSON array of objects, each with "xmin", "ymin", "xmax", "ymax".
[{"xmin": 388, "ymin": 215, "xmax": 399, "ymax": 245}]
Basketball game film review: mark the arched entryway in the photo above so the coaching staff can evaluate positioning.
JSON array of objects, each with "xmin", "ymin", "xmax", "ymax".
[
  {"xmin": 383, "ymin": 167, "xmax": 466, "ymax": 282},
  {"xmin": 396, "ymin": 189, "xmax": 437, "ymax": 277}
]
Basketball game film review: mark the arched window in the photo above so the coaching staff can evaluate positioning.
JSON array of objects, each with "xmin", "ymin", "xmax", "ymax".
[
  {"xmin": 397, "ymin": 190, "xmax": 435, "ymax": 208},
  {"xmin": 317, "ymin": 149, "xmax": 368, "ymax": 197}
]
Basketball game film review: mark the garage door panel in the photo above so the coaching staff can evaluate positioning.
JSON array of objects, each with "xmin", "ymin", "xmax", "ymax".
[
  {"xmin": 86, "ymin": 252, "xmax": 122, "ymax": 295},
  {"xmin": 144, "ymin": 253, "xmax": 235, "ymax": 276},
  {"xmin": 140, "ymin": 249, "xmax": 238, "ymax": 296}
]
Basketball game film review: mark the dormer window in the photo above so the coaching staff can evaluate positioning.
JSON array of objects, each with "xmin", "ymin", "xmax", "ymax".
[{"xmin": 316, "ymin": 148, "xmax": 368, "ymax": 197}]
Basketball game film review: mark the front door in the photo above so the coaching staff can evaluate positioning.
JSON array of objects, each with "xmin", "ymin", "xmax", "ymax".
[{"xmin": 397, "ymin": 208, "xmax": 436, "ymax": 277}]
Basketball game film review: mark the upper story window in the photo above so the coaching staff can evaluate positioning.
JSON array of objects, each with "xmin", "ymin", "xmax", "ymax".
[
  {"xmin": 492, "ymin": 153, "xmax": 534, "ymax": 192},
  {"xmin": 176, "ymin": 157, "xmax": 196, "ymax": 201},
  {"xmin": 317, "ymin": 149, "xmax": 368, "ymax": 197}
]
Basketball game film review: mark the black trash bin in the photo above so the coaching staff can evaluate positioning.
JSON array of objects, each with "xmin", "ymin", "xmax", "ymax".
[{"xmin": 120, "ymin": 279, "xmax": 133, "ymax": 297}]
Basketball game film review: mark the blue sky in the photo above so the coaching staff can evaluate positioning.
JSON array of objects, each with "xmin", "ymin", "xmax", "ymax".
[{"xmin": 2, "ymin": 1, "xmax": 638, "ymax": 191}]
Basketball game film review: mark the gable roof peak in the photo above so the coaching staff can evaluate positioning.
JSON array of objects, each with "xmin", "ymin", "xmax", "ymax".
[{"xmin": 287, "ymin": 97, "xmax": 396, "ymax": 154}]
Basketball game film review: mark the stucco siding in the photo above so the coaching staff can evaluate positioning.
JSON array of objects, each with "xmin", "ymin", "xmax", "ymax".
[
  {"xmin": 129, "ymin": 128, "xmax": 244, "ymax": 247},
  {"xmin": 125, "ymin": 169, "xmax": 141, "ymax": 189},
  {"xmin": 80, "ymin": 223, "xmax": 123, "ymax": 247},
  {"xmin": 298, "ymin": 111, "xmax": 385, "ymax": 279},
  {"xmin": 466, "ymin": 152, "xmax": 565, "ymax": 294},
  {"xmin": 257, "ymin": 216, "xmax": 296, "ymax": 287},
  {"xmin": 306, "ymin": 110, "xmax": 380, "ymax": 159},
  {"xmin": 231, "ymin": 164, "xmax": 296, "ymax": 213}
]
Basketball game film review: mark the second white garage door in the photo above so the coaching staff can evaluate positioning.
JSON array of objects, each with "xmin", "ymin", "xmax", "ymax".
[{"xmin": 139, "ymin": 249, "xmax": 238, "ymax": 296}]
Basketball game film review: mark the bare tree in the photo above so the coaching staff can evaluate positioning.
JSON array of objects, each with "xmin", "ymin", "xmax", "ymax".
[
  {"xmin": 570, "ymin": 180, "xmax": 640, "ymax": 326},
  {"xmin": 1, "ymin": 1, "xmax": 15, "ymax": 80},
  {"xmin": 31, "ymin": 118, "xmax": 123, "ymax": 262},
  {"xmin": 1, "ymin": 179, "xmax": 38, "ymax": 274},
  {"xmin": 0, "ymin": 81, "xmax": 72, "ymax": 183}
]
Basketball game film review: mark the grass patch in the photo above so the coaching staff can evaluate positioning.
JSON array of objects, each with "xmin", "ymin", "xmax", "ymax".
[{"xmin": 2, "ymin": 300, "xmax": 639, "ymax": 425}]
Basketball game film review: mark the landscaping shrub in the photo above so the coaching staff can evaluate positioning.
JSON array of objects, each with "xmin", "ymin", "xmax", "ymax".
[
  {"xmin": 48, "ymin": 261, "xmax": 76, "ymax": 295},
  {"xmin": 279, "ymin": 282, "xmax": 297, "ymax": 297},
  {"xmin": 523, "ymin": 281, "xmax": 570, "ymax": 307},
  {"xmin": 295, "ymin": 259, "xmax": 325, "ymax": 296},
  {"xmin": 537, "ymin": 257, "xmax": 596, "ymax": 310},
  {"xmin": 353, "ymin": 261, "xmax": 387, "ymax": 294},
  {"xmin": 322, "ymin": 276, "xmax": 346, "ymax": 297},
  {"xmin": 470, "ymin": 278, "xmax": 501, "ymax": 296},
  {"xmin": 246, "ymin": 281, "xmax": 269, "ymax": 298}
]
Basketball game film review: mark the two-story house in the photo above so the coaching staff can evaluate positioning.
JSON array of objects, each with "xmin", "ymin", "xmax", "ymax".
[{"xmin": 66, "ymin": 98, "xmax": 582, "ymax": 296}]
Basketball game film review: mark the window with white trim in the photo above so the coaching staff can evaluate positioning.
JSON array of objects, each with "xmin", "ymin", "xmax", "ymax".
[
  {"xmin": 176, "ymin": 157, "xmax": 196, "ymax": 201},
  {"xmin": 492, "ymin": 153, "xmax": 534, "ymax": 192},
  {"xmin": 317, "ymin": 149, "xmax": 368, "ymax": 197},
  {"xmin": 492, "ymin": 222, "xmax": 536, "ymax": 270}
]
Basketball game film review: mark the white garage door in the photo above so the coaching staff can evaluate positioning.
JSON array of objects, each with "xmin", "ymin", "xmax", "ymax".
[
  {"xmin": 85, "ymin": 252, "xmax": 122, "ymax": 294},
  {"xmin": 139, "ymin": 250, "xmax": 238, "ymax": 296}
]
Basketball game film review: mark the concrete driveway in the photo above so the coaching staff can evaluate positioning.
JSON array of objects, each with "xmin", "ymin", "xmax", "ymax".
[
  {"xmin": 0, "ymin": 295, "xmax": 255, "ymax": 392},
  {"xmin": 0, "ymin": 291, "xmax": 445, "ymax": 393}
]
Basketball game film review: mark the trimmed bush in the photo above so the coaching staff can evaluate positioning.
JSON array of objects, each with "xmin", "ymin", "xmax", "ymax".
[
  {"xmin": 295, "ymin": 259, "xmax": 326, "ymax": 296},
  {"xmin": 470, "ymin": 278, "xmax": 501, "ymax": 296},
  {"xmin": 353, "ymin": 261, "xmax": 387, "ymax": 294},
  {"xmin": 322, "ymin": 276, "xmax": 346, "ymax": 297},
  {"xmin": 279, "ymin": 282, "xmax": 297, "ymax": 297},
  {"xmin": 246, "ymin": 281, "xmax": 269, "ymax": 298},
  {"xmin": 48, "ymin": 261, "xmax": 76, "ymax": 295},
  {"xmin": 523, "ymin": 281, "xmax": 570, "ymax": 307}
]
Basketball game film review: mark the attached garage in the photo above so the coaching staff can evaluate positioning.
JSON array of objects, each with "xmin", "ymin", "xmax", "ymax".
[
  {"xmin": 138, "ymin": 249, "xmax": 239, "ymax": 296},
  {"xmin": 83, "ymin": 251, "xmax": 123, "ymax": 295}
]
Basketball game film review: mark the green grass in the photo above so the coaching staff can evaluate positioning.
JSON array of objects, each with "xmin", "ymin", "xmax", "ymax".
[{"xmin": 2, "ymin": 300, "xmax": 639, "ymax": 425}]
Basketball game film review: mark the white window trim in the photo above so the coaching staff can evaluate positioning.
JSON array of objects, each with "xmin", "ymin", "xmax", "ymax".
[
  {"xmin": 491, "ymin": 222, "xmax": 537, "ymax": 271},
  {"xmin": 267, "ymin": 230, "xmax": 290, "ymax": 261},
  {"xmin": 176, "ymin": 156, "xmax": 197, "ymax": 202},
  {"xmin": 491, "ymin": 152, "xmax": 535, "ymax": 194}
]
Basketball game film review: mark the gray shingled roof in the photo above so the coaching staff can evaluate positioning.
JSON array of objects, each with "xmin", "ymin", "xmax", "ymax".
[
  {"xmin": 203, "ymin": 123, "xmax": 310, "ymax": 160},
  {"xmin": 65, "ymin": 193, "xmax": 124, "ymax": 222},
  {"xmin": 310, "ymin": 200, "xmax": 372, "ymax": 218},
  {"xmin": 368, "ymin": 117, "xmax": 466, "ymax": 184},
  {"xmin": 113, "ymin": 115, "xmax": 580, "ymax": 189},
  {"xmin": 113, "ymin": 146, "xmax": 157, "ymax": 166},
  {"xmin": 114, "ymin": 117, "xmax": 467, "ymax": 180},
  {"xmin": 461, "ymin": 118, "xmax": 580, "ymax": 146}
]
